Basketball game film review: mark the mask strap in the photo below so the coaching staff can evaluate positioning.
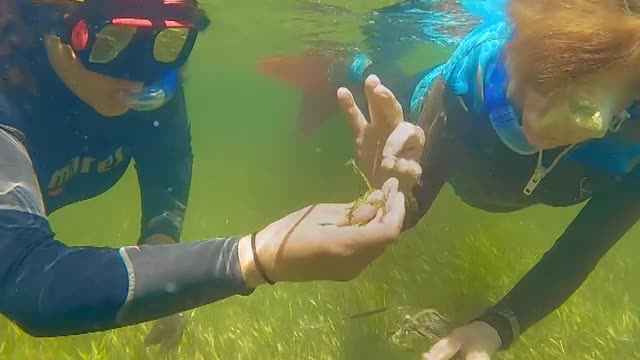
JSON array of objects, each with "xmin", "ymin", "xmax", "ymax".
[{"xmin": 610, "ymin": 110, "xmax": 630, "ymax": 133}]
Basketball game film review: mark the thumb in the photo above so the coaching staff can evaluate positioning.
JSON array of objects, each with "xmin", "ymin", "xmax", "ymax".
[
  {"xmin": 423, "ymin": 336, "xmax": 463, "ymax": 360},
  {"xmin": 465, "ymin": 351, "xmax": 491, "ymax": 360}
]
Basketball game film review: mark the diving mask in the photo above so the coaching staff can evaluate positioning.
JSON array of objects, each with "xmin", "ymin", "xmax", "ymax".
[
  {"xmin": 568, "ymin": 96, "xmax": 628, "ymax": 135},
  {"xmin": 485, "ymin": 54, "xmax": 629, "ymax": 154},
  {"xmin": 43, "ymin": 0, "xmax": 208, "ymax": 111},
  {"xmin": 528, "ymin": 91, "xmax": 627, "ymax": 147},
  {"xmin": 72, "ymin": 16, "xmax": 190, "ymax": 112}
]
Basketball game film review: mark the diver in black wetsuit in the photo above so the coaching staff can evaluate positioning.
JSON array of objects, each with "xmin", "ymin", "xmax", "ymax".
[
  {"xmin": 0, "ymin": 0, "xmax": 406, "ymax": 349},
  {"xmin": 259, "ymin": 0, "xmax": 640, "ymax": 359},
  {"xmin": 346, "ymin": 3, "xmax": 640, "ymax": 360}
]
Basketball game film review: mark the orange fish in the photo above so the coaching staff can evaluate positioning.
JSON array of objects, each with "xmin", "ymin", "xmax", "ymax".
[{"xmin": 257, "ymin": 53, "xmax": 340, "ymax": 138}]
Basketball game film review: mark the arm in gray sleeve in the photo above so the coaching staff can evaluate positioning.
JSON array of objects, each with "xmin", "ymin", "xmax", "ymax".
[
  {"xmin": 0, "ymin": 125, "xmax": 46, "ymax": 216},
  {"xmin": 0, "ymin": 128, "xmax": 253, "ymax": 337}
]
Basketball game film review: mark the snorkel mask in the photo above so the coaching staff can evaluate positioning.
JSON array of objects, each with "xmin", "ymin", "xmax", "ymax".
[
  {"xmin": 485, "ymin": 54, "xmax": 628, "ymax": 154},
  {"xmin": 44, "ymin": 0, "xmax": 209, "ymax": 111}
]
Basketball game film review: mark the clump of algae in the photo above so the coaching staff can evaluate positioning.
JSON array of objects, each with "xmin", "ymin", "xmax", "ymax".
[{"xmin": 345, "ymin": 159, "xmax": 388, "ymax": 225}]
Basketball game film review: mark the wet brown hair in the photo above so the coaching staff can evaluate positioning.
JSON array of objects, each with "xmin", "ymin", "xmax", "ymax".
[
  {"xmin": 506, "ymin": 0, "xmax": 640, "ymax": 107},
  {"xmin": 0, "ymin": 0, "xmax": 40, "ymax": 96}
]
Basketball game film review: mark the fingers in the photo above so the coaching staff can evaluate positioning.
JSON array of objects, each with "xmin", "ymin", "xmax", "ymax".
[
  {"xmin": 159, "ymin": 326, "xmax": 185, "ymax": 354},
  {"xmin": 144, "ymin": 314, "xmax": 186, "ymax": 352},
  {"xmin": 144, "ymin": 327, "xmax": 164, "ymax": 346},
  {"xmin": 364, "ymin": 177, "xmax": 405, "ymax": 236},
  {"xmin": 380, "ymin": 157, "xmax": 422, "ymax": 178},
  {"xmin": 423, "ymin": 336, "xmax": 463, "ymax": 360},
  {"xmin": 377, "ymin": 82, "xmax": 405, "ymax": 130},
  {"xmin": 380, "ymin": 190, "xmax": 405, "ymax": 233},
  {"xmin": 346, "ymin": 189, "xmax": 403, "ymax": 255},
  {"xmin": 336, "ymin": 177, "xmax": 403, "ymax": 232},
  {"xmin": 383, "ymin": 122, "xmax": 426, "ymax": 159},
  {"xmin": 381, "ymin": 176, "xmax": 399, "ymax": 207},
  {"xmin": 364, "ymin": 75, "xmax": 404, "ymax": 132},
  {"xmin": 365, "ymin": 75, "xmax": 387, "ymax": 129},
  {"xmin": 369, "ymin": 177, "xmax": 400, "ymax": 224},
  {"xmin": 422, "ymin": 331, "xmax": 493, "ymax": 360},
  {"xmin": 381, "ymin": 178, "xmax": 406, "ymax": 231},
  {"xmin": 364, "ymin": 74, "xmax": 382, "ymax": 113},
  {"xmin": 380, "ymin": 157, "xmax": 422, "ymax": 192},
  {"xmin": 335, "ymin": 190, "xmax": 384, "ymax": 226},
  {"xmin": 365, "ymin": 189, "xmax": 385, "ymax": 205},
  {"xmin": 338, "ymin": 87, "xmax": 367, "ymax": 138},
  {"xmin": 378, "ymin": 113, "xmax": 425, "ymax": 192},
  {"xmin": 464, "ymin": 352, "xmax": 491, "ymax": 360}
]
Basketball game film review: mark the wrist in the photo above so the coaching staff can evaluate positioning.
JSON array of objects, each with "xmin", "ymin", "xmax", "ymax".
[
  {"xmin": 476, "ymin": 308, "xmax": 520, "ymax": 350},
  {"xmin": 237, "ymin": 234, "xmax": 266, "ymax": 288},
  {"xmin": 400, "ymin": 176, "xmax": 426, "ymax": 230},
  {"xmin": 141, "ymin": 233, "xmax": 178, "ymax": 245},
  {"xmin": 401, "ymin": 190, "xmax": 421, "ymax": 230},
  {"xmin": 329, "ymin": 52, "xmax": 373, "ymax": 87}
]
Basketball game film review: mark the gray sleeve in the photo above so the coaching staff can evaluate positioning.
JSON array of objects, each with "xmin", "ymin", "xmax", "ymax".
[
  {"xmin": 0, "ymin": 127, "xmax": 46, "ymax": 217},
  {"xmin": 116, "ymin": 236, "xmax": 254, "ymax": 325}
]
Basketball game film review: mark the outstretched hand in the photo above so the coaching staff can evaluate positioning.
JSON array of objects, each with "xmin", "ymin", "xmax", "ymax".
[
  {"xmin": 239, "ymin": 177, "xmax": 406, "ymax": 287},
  {"xmin": 422, "ymin": 321, "xmax": 502, "ymax": 360},
  {"xmin": 338, "ymin": 75, "xmax": 425, "ymax": 194}
]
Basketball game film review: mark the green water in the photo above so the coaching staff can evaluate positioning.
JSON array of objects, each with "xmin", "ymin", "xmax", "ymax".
[{"xmin": 3, "ymin": 0, "xmax": 640, "ymax": 359}]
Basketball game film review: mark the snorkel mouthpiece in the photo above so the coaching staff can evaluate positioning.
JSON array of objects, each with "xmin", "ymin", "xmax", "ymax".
[{"xmin": 125, "ymin": 70, "xmax": 179, "ymax": 112}]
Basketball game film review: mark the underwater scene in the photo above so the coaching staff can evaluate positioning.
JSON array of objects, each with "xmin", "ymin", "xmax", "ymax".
[{"xmin": 2, "ymin": 0, "xmax": 640, "ymax": 359}]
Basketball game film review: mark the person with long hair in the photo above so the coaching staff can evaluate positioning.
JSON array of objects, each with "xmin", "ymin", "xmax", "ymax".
[
  {"xmin": 0, "ymin": 0, "xmax": 407, "ymax": 351},
  {"xmin": 262, "ymin": 0, "xmax": 640, "ymax": 359}
]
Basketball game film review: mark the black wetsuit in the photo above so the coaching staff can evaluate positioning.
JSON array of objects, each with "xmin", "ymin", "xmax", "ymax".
[
  {"xmin": 346, "ymin": 8, "xmax": 640, "ymax": 349},
  {"xmin": 0, "ymin": 55, "xmax": 252, "ymax": 336},
  {"xmin": 410, "ymin": 78, "xmax": 640, "ymax": 348}
]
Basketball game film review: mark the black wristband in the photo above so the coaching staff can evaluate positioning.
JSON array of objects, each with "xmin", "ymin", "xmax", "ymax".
[
  {"xmin": 251, "ymin": 232, "xmax": 275, "ymax": 285},
  {"xmin": 476, "ymin": 308, "xmax": 520, "ymax": 350}
]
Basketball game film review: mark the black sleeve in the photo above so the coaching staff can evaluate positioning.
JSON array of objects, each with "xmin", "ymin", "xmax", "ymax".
[
  {"xmin": 403, "ymin": 78, "xmax": 450, "ymax": 230},
  {"xmin": 128, "ymin": 83, "xmax": 193, "ymax": 244},
  {"xmin": 403, "ymin": 136, "xmax": 447, "ymax": 230},
  {"xmin": 478, "ymin": 178, "xmax": 640, "ymax": 348}
]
